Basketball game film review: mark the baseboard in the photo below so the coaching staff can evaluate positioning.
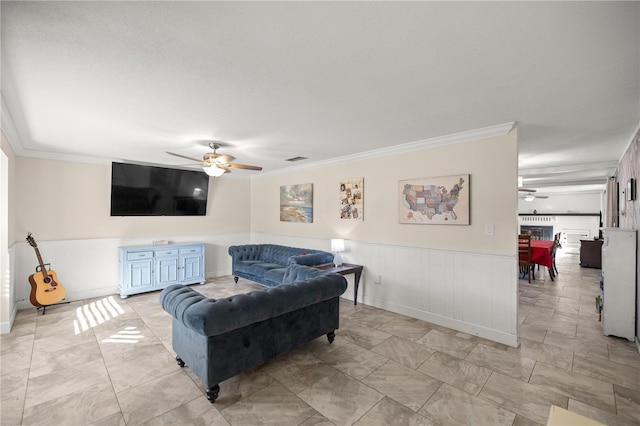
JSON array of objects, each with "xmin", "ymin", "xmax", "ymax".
[
  {"xmin": 362, "ymin": 295, "xmax": 519, "ymax": 348},
  {"xmin": 0, "ymin": 304, "xmax": 18, "ymax": 334}
]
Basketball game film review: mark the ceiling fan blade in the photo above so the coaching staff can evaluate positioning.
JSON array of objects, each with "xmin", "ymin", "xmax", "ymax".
[
  {"xmin": 204, "ymin": 153, "xmax": 235, "ymax": 163},
  {"xmin": 166, "ymin": 151, "xmax": 203, "ymax": 163},
  {"xmin": 536, "ymin": 195, "xmax": 549, "ymax": 199},
  {"xmin": 518, "ymin": 188, "xmax": 537, "ymax": 193},
  {"xmin": 226, "ymin": 163, "xmax": 263, "ymax": 171}
]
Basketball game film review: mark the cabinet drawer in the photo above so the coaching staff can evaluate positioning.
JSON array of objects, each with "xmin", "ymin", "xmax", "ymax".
[
  {"xmin": 155, "ymin": 248, "xmax": 179, "ymax": 257},
  {"xmin": 126, "ymin": 251, "xmax": 153, "ymax": 261},
  {"xmin": 180, "ymin": 246, "xmax": 202, "ymax": 255}
]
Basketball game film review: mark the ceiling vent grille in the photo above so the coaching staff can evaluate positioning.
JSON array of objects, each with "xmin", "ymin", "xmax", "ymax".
[{"xmin": 285, "ymin": 156, "xmax": 307, "ymax": 162}]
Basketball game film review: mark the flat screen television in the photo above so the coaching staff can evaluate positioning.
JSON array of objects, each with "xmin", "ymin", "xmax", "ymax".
[{"xmin": 111, "ymin": 162, "xmax": 209, "ymax": 216}]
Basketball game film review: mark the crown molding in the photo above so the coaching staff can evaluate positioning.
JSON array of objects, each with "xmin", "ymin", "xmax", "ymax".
[
  {"xmin": 254, "ymin": 122, "xmax": 517, "ymax": 178},
  {"xmin": 1, "ymin": 94, "xmax": 25, "ymax": 155}
]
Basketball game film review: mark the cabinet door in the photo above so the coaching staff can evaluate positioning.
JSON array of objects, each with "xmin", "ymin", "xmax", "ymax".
[
  {"xmin": 156, "ymin": 256, "xmax": 179, "ymax": 285},
  {"xmin": 180, "ymin": 254, "xmax": 204, "ymax": 283},
  {"xmin": 125, "ymin": 259, "xmax": 154, "ymax": 288}
]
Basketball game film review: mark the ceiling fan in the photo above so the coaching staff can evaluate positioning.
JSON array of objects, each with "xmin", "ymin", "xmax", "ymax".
[
  {"xmin": 518, "ymin": 188, "xmax": 549, "ymax": 201},
  {"xmin": 167, "ymin": 143, "xmax": 262, "ymax": 177}
]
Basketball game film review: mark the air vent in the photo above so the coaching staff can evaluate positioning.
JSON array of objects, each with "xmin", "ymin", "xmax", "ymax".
[{"xmin": 285, "ymin": 156, "xmax": 307, "ymax": 162}]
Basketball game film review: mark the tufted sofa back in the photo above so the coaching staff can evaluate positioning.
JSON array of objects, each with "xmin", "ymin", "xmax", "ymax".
[
  {"xmin": 160, "ymin": 271, "xmax": 347, "ymax": 337},
  {"xmin": 228, "ymin": 244, "xmax": 333, "ymax": 267}
]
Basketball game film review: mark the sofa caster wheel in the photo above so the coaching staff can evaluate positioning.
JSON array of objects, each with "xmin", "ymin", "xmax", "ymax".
[
  {"xmin": 206, "ymin": 385, "xmax": 220, "ymax": 403},
  {"xmin": 233, "ymin": 276, "xmax": 239, "ymax": 283},
  {"xmin": 176, "ymin": 356, "xmax": 185, "ymax": 368},
  {"xmin": 327, "ymin": 331, "xmax": 335, "ymax": 344}
]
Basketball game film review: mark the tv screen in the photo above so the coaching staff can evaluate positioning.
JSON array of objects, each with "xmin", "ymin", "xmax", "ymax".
[{"xmin": 111, "ymin": 162, "xmax": 209, "ymax": 216}]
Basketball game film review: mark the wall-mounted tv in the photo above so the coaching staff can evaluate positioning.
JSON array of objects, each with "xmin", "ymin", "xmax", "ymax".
[{"xmin": 111, "ymin": 162, "xmax": 209, "ymax": 216}]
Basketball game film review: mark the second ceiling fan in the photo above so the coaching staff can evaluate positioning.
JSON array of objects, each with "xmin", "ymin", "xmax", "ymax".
[
  {"xmin": 167, "ymin": 143, "xmax": 262, "ymax": 177},
  {"xmin": 518, "ymin": 188, "xmax": 548, "ymax": 201}
]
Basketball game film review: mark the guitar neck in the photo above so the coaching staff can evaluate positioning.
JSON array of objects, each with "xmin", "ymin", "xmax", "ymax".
[{"xmin": 33, "ymin": 247, "xmax": 49, "ymax": 279}]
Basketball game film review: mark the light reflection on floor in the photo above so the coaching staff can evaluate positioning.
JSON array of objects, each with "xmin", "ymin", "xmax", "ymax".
[
  {"xmin": 101, "ymin": 326, "xmax": 143, "ymax": 344},
  {"xmin": 73, "ymin": 295, "xmax": 126, "ymax": 335}
]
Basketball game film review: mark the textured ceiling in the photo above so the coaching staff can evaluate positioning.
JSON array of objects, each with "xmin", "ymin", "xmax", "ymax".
[{"xmin": 1, "ymin": 2, "xmax": 639, "ymax": 193}]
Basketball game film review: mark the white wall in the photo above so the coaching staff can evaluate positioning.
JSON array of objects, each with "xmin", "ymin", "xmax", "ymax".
[
  {"xmin": 252, "ymin": 132, "xmax": 518, "ymax": 255},
  {"xmin": 1, "ymin": 150, "xmax": 12, "ymax": 333},
  {"xmin": 250, "ymin": 129, "xmax": 520, "ymax": 346},
  {"xmin": 3, "ymin": 155, "xmax": 252, "ymax": 330},
  {"xmin": 253, "ymin": 233, "xmax": 517, "ymax": 345},
  {"xmin": 11, "ymin": 232, "xmax": 251, "ymax": 310},
  {"xmin": 1, "ymin": 133, "xmax": 17, "ymax": 333},
  {"xmin": 14, "ymin": 157, "xmax": 251, "ymax": 241},
  {"xmin": 4, "ymin": 126, "xmax": 521, "ymax": 346},
  {"xmin": 518, "ymin": 192, "xmax": 602, "ymax": 214}
]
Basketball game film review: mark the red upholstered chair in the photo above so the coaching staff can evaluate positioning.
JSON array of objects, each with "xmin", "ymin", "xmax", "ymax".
[{"xmin": 518, "ymin": 234, "xmax": 534, "ymax": 283}]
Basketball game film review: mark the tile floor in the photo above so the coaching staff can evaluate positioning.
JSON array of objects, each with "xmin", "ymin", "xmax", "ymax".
[{"xmin": 1, "ymin": 252, "xmax": 639, "ymax": 425}]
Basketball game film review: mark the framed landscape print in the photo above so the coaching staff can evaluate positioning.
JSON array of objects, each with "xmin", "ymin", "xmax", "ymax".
[
  {"xmin": 398, "ymin": 174, "xmax": 469, "ymax": 225},
  {"xmin": 280, "ymin": 183, "xmax": 313, "ymax": 223},
  {"xmin": 339, "ymin": 177, "xmax": 363, "ymax": 220}
]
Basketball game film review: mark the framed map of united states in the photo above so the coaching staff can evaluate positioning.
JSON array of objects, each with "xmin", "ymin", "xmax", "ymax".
[{"xmin": 398, "ymin": 174, "xmax": 470, "ymax": 225}]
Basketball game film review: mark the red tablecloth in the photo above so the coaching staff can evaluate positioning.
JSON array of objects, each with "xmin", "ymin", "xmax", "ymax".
[{"xmin": 522, "ymin": 240, "xmax": 554, "ymax": 268}]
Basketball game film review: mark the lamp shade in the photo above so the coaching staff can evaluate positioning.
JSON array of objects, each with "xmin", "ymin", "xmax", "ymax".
[
  {"xmin": 331, "ymin": 238, "xmax": 345, "ymax": 252},
  {"xmin": 203, "ymin": 165, "xmax": 225, "ymax": 177}
]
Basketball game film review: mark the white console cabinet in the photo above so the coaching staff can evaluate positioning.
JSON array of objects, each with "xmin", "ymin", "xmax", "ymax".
[
  {"xmin": 601, "ymin": 228, "xmax": 637, "ymax": 341},
  {"xmin": 118, "ymin": 242, "xmax": 205, "ymax": 298}
]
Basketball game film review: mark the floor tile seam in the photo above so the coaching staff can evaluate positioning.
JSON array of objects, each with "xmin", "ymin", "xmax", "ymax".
[
  {"xmin": 87, "ymin": 348, "xmax": 126, "ymax": 424},
  {"xmin": 264, "ymin": 358, "xmax": 340, "ymax": 398},
  {"xmin": 570, "ymin": 359, "xmax": 640, "ymax": 392},
  {"xmin": 569, "ymin": 396, "xmax": 631, "ymax": 426},
  {"xmin": 21, "ymin": 357, "xmax": 117, "ymax": 420},
  {"xmin": 532, "ymin": 359, "xmax": 617, "ymax": 409},
  {"xmin": 575, "ymin": 349, "xmax": 640, "ymax": 373},
  {"xmin": 612, "ymin": 385, "xmax": 640, "ymax": 423},
  {"xmin": 141, "ymin": 393, "xmax": 208, "ymax": 426},
  {"xmin": 348, "ymin": 398, "xmax": 378, "ymax": 426},
  {"xmin": 414, "ymin": 380, "xmax": 446, "ymax": 419},
  {"xmin": 412, "ymin": 347, "xmax": 438, "ymax": 373},
  {"xmin": 93, "ymin": 308, "xmax": 175, "ymax": 423},
  {"xmin": 14, "ymin": 329, "xmax": 37, "ymax": 426},
  {"xmin": 472, "ymin": 375, "xmax": 523, "ymax": 421},
  {"xmin": 462, "ymin": 360, "xmax": 493, "ymax": 397}
]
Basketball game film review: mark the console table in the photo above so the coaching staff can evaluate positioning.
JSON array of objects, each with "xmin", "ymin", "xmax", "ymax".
[
  {"xmin": 118, "ymin": 242, "xmax": 205, "ymax": 298},
  {"xmin": 314, "ymin": 263, "xmax": 363, "ymax": 305}
]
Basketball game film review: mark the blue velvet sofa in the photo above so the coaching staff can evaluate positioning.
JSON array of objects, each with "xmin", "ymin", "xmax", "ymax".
[
  {"xmin": 228, "ymin": 243, "xmax": 334, "ymax": 287},
  {"xmin": 159, "ymin": 264, "xmax": 347, "ymax": 402}
]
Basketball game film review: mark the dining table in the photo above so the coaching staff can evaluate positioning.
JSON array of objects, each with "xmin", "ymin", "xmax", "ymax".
[{"xmin": 525, "ymin": 239, "xmax": 555, "ymax": 280}]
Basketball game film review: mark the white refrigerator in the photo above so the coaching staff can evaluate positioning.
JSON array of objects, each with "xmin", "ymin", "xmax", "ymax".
[{"xmin": 601, "ymin": 228, "xmax": 637, "ymax": 341}]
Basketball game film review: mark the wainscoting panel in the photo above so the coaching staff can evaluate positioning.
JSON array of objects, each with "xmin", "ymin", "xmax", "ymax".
[
  {"xmin": 250, "ymin": 234, "xmax": 519, "ymax": 347},
  {"xmin": 9, "ymin": 232, "xmax": 519, "ymax": 346},
  {"xmin": 11, "ymin": 232, "xmax": 251, "ymax": 311}
]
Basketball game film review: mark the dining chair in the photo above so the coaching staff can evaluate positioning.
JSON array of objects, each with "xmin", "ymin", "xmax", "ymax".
[
  {"xmin": 530, "ymin": 229, "xmax": 543, "ymax": 240},
  {"xmin": 518, "ymin": 234, "xmax": 534, "ymax": 283},
  {"xmin": 552, "ymin": 232, "xmax": 562, "ymax": 275}
]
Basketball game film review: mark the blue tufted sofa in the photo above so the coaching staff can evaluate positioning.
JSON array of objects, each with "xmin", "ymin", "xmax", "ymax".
[
  {"xmin": 228, "ymin": 244, "xmax": 334, "ymax": 287},
  {"xmin": 159, "ymin": 264, "xmax": 347, "ymax": 402}
]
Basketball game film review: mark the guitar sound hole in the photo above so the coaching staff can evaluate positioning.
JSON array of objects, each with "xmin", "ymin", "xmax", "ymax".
[{"xmin": 43, "ymin": 277, "xmax": 51, "ymax": 284}]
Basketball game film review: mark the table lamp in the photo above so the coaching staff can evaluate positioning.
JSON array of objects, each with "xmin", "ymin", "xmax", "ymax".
[{"xmin": 331, "ymin": 238, "xmax": 345, "ymax": 267}]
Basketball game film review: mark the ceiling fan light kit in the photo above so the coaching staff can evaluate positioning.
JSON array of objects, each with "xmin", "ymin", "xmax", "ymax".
[
  {"xmin": 203, "ymin": 165, "xmax": 225, "ymax": 177},
  {"xmin": 167, "ymin": 141, "xmax": 262, "ymax": 176}
]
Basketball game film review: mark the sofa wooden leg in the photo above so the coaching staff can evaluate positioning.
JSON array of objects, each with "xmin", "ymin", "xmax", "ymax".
[
  {"xmin": 176, "ymin": 356, "xmax": 185, "ymax": 368},
  {"xmin": 327, "ymin": 331, "xmax": 335, "ymax": 343},
  {"xmin": 206, "ymin": 385, "xmax": 220, "ymax": 403},
  {"xmin": 233, "ymin": 276, "xmax": 239, "ymax": 283}
]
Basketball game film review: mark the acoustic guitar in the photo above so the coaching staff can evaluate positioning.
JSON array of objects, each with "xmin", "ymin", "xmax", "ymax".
[{"xmin": 26, "ymin": 233, "xmax": 66, "ymax": 307}]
